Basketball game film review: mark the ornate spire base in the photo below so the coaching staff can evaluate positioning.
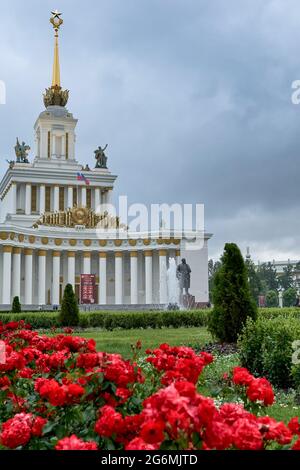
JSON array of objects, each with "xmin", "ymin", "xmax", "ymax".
[{"xmin": 43, "ymin": 85, "xmax": 69, "ymax": 108}]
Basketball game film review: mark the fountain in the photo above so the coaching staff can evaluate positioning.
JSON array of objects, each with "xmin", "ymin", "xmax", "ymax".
[{"xmin": 166, "ymin": 257, "xmax": 180, "ymax": 310}]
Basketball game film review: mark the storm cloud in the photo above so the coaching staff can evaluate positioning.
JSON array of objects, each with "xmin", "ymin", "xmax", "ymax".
[{"xmin": 0, "ymin": 0, "xmax": 300, "ymax": 261}]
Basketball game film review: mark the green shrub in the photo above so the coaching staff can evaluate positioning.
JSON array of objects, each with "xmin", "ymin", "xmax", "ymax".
[
  {"xmin": 11, "ymin": 296, "xmax": 21, "ymax": 313},
  {"xmin": 59, "ymin": 284, "xmax": 79, "ymax": 327},
  {"xmin": 258, "ymin": 307, "xmax": 300, "ymax": 319},
  {"xmin": 0, "ymin": 309, "xmax": 209, "ymax": 331},
  {"xmin": 208, "ymin": 243, "xmax": 257, "ymax": 343},
  {"xmin": 265, "ymin": 290, "xmax": 278, "ymax": 307},
  {"xmin": 239, "ymin": 316, "xmax": 300, "ymax": 388},
  {"xmin": 283, "ymin": 288, "xmax": 298, "ymax": 307}
]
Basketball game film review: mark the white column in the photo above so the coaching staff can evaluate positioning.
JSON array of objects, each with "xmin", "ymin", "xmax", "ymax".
[
  {"xmin": 11, "ymin": 183, "xmax": 17, "ymax": 215},
  {"xmin": 53, "ymin": 186, "xmax": 59, "ymax": 212},
  {"xmin": 130, "ymin": 252, "xmax": 138, "ymax": 305},
  {"xmin": 40, "ymin": 185, "xmax": 45, "ymax": 214},
  {"xmin": 52, "ymin": 134, "xmax": 56, "ymax": 158},
  {"xmin": 12, "ymin": 248, "xmax": 21, "ymax": 299},
  {"xmin": 67, "ymin": 252, "xmax": 76, "ymax": 288},
  {"xmin": 159, "ymin": 250, "xmax": 168, "ymax": 305},
  {"xmin": 24, "ymin": 249, "xmax": 33, "ymax": 305},
  {"xmin": 52, "ymin": 251, "xmax": 60, "ymax": 305},
  {"xmin": 25, "ymin": 184, "xmax": 31, "ymax": 215},
  {"xmin": 145, "ymin": 251, "xmax": 153, "ymax": 304},
  {"xmin": 279, "ymin": 290, "xmax": 283, "ymax": 308},
  {"xmin": 99, "ymin": 253, "xmax": 107, "ymax": 305},
  {"xmin": 83, "ymin": 253, "xmax": 91, "ymax": 274},
  {"xmin": 38, "ymin": 250, "xmax": 46, "ymax": 306},
  {"xmin": 106, "ymin": 189, "xmax": 113, "ymax": 206},
  {"xmin": 67, "ymin": 187, "xmax": 73, "ymax": 208},
  {"xmin": 2, "ymin": 247, "xmax": 12, "ymax": 304},
  {"xmin": 81, "ymin": 187, "xmax": 87, "ymax": 207},
  {"xmin": 94, "ymin": 188, "xmax": 101, "ymax": 212},
  {"xmin": 61, "ymin": 135, "xmax": 66, "ymax": 158},
  {"xmin": 115, "ymin": 252, "xmax": 123, "ymax": 304}
]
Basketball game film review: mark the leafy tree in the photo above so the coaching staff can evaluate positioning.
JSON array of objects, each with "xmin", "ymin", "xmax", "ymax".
[
  {"xmin": 283, "ymin": 287, "xmax": 298, "ymax": 307},
  {"xmin": 59, "ymin": 284, "xmax": 79, "ymax": 326},
  {"xmin": 208, "ymin": 259, "xmax": 222, "ymax": 301},
  {"xmin": 11, "ymin": 296, "xmax": 21, "ymax": 313},
  {"xmin": 245, "ymin": 258, "xmax": 262, "ymax": 304},
  {"xmin": 265, "ymin": 290, "xmax": 278, "ymax": 307},
  {"xmin": 208, "ymin": 243, "xmax": 257, "ymax": 343},
  {"xmin": 257, "ymin": 262, "xmax": 278, "ymax": 293},
  {"xmin": 278, "ymin": 264, "xmax": 295, "ymax": 290}
]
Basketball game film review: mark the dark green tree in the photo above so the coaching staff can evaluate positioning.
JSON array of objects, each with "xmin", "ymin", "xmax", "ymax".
[
  {"xmin": 278, "ymin": 264, "xmax": 295, "ymax": 290},
  {"xmin": 208, "ymin": 243, "xmax": 257, "ymax": 343},
  {"xmin": 283, "ymin": 287, "xmax": 298, "ymax": 307},
  {"xmin": 265, "ymin": 290, "xmax": 278, "ymax": 307},
  {"xmin": 257, "ymin": 262, "xmax": 278, "ymax": 293},
  {"xmin": 208, "ymin": 259, "xmax": 222, "ymax": 301},
  {"xmin": 11, "ymin": 296, "xmax": 21, "ymax": 313},
  {"xmin": 59, "ymin": 284, "xmax": 79, "ymax": 326},
  {"xmin": 245, "ymin": 258, "xmax": 262, "ymax": 304}
]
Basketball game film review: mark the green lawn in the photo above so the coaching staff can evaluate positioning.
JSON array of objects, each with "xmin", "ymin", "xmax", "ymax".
[{"xmin": 78, "ymin": 327, "xmax": 212, "ymax": 358}]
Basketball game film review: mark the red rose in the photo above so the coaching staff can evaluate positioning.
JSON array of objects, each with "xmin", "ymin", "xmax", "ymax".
[
  {"xmin": 232, "ymin": 418, "xmax": 263, "ymax": 450},
  {"xmin": 0, "ymin": 414, "xmax": 32, "ymax": 449},
  {"xmin": 94, "ymin": 406, "xmax": 123, "ymax": 438},
  {"xmin": 125, "ymin": 437, "xmax": 159, "ymax": 450},
  {"xmin": 288, "ymin": 417, "xmax": 300, "ymax": 435},
  {"xmin": 140, "ymin": 420, "xmax": 165, "ymax": 444},
  {"xmin": 55, "ymin": 435, "xmax": 98, "ymax": 450},
  {"xmin": 246, "ymin": 378, "xmax": 274, "ymax": 406},
  {"xmin": 31, "ymin": 416, "xmax": 47, "ymax": 437},
  {"xmin": 232, "ymin": 367, "xmax": 254, "ymax": 386}
]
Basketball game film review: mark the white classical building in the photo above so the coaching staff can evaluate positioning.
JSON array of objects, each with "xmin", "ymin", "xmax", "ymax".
[{"xmin": 0, "ymin": 12, "xmax": 211, "ymax": 309}]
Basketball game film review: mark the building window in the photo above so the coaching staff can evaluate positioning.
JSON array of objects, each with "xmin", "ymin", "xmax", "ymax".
[
  {"xmin": 73, "ymin": 187, "xmax": 78, "ymax": 206},
  {"xmin": 45, "ymin": 186, "xmax": 51, "ymax": 212},
  {"xmin": 31, "ymin": 185, "xmax": 37, "ymax": 213},
  {"xmin": 59, "ymin": 187, "xmax": 65, "ymax": 211},
  {"xmin": 87, "ymin": 188, "xmax": 91, "ymax": 209}
]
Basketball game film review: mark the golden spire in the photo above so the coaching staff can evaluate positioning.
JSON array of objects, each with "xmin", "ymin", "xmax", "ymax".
[
  {"xmin": 43, "ymin": 10, "xmax": 69, "ymax": 108},
  {"xmin": 50, "ymin": 10, "xmax": 63, "ymax": 87}
]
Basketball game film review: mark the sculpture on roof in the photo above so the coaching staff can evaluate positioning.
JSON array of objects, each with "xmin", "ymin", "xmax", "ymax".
[
  {"xmin": 94, "ymin": 144, "xmax": 108, "ymax": 169},
  {"xmin": 14, "ymin": 138, "xmax": 30, "ymax": 163}
]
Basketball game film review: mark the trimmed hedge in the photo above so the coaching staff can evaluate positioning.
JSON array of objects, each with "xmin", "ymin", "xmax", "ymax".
[
  {"xmin": 238, "ymin": 316, "xmax": 300, "ymax": 389},
  {"xmin": 1, "ymin": 307, "xmax": 299, "ymax": 331},
  {"xmin": 0, "ymin": 309, "xmax": 210, "ymax": 330}
]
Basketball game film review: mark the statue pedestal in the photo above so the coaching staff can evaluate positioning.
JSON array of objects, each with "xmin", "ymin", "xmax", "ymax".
[{"xmin": 183, "ymin": 294, "xmax": 195, "ymax": 309}]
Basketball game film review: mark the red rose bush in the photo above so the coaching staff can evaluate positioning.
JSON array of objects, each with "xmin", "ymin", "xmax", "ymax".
[{"xmin": 0, "ymin": 321, "xmax": 298, "ymax": 450}]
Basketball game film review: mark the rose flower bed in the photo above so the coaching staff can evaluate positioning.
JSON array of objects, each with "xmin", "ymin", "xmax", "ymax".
[{"xmin": 0, "ymin": 321, "xmax": 300, "ymax": 451}]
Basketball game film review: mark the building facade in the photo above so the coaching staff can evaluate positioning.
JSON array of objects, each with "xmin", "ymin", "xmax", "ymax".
[{"xmin": 0, "ymin": 12, "xmax": 211, "ymax": 308}]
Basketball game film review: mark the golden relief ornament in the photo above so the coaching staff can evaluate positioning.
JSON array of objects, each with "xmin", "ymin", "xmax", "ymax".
[{"xmin": 32, "ymin": 207, "xmax": 125, "ymax": 230}]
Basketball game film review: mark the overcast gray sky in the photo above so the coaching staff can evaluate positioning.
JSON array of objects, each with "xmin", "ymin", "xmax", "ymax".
[{"xmin": 1, "ymin": 0, "xmax": 300, "ymax": 262}]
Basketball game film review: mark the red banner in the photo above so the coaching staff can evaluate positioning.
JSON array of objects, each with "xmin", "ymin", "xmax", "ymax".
[{"xmin": 80, "ymin": 274, "xmax": 96, "ymax": 304}]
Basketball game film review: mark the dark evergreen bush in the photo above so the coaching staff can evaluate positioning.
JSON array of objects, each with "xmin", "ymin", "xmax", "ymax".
[
  {"xmin": 11, "ymin": 296, "xmax": 21, "ymax": 313},
  {"xmin": 208, "ymin": 243, "xmax": 257, "ymax": 343},
  {"xmin": 59, "ymin": 284, "xmax": 79, "ymax": 327}
]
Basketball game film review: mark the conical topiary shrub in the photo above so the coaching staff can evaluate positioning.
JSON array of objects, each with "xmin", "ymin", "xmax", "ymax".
[
  {"xmin": 11, "ymin": 296, "xmax": 21, "ymax": 313},
  {"xmin": 208, "ymin": 243, "xmax": 257, "ymax": 343},
  {"xmin": 59, "ymin": 284, "xmax": 79, "ymax": 327}
]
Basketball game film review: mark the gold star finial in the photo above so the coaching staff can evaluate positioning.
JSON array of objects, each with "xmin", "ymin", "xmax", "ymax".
[{"xmin": 50, "ymin": 10, "xmax": 63, "ymax": 32}]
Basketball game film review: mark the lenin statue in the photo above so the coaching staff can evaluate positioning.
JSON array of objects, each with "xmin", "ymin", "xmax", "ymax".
[{"xmin": 176, "ymin": 258, "xmax": 192, "ymax": 296}]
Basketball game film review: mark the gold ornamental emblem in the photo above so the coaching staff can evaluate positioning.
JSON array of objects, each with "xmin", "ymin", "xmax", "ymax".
[{"xmin": 71, "ymin": 207, "xmax": 89, "ymax": 225}]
